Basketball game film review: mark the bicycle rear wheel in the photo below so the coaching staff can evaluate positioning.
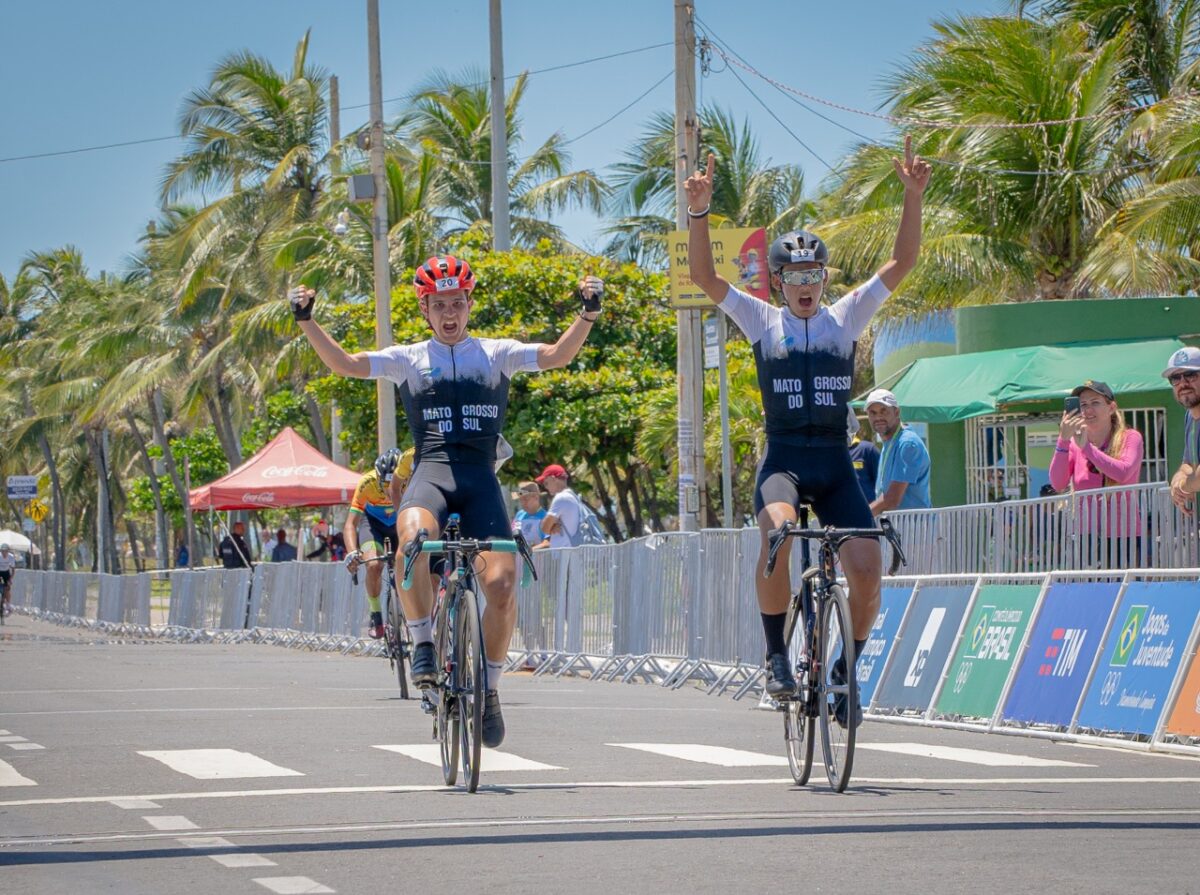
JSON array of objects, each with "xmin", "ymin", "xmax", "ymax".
[
  {"xmin": 387, "ymin": 590, "xmax": 410, "ymax": 700},
  {"xmin": 456, "ymin": 587, "xmax": 485, "ymax": 793},
  {"xmin": 782, "ymin": 591, "xmax": 814, "ymax": 786},
  {"xmin": 435, "ymin": 604, "xmax": 458, "ymax": 786},
  {"xmin": 817, "ymin": 584, "xmax": 857, "ymax": 792}
]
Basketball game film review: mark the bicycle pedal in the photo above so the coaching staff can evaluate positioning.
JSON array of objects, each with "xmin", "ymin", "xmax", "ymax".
[{"xmin": 420, "ymin": 693, "xmax": 436, "ymax": 716}]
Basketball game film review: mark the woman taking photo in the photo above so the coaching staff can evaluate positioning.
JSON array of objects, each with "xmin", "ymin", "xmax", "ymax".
[{"xmin": 1049, "ymin": 380, "xmax": 1145, "ymax": 568}]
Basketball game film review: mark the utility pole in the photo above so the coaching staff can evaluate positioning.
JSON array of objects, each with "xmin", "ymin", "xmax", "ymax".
[
  {"xmin": 366, "ymin": 0, "xmax": 397, "ymax": 454},
  {"xmin": 674, "ymin": 0, "xmax": 707, "ymax": 530},
  {"xmin": 328, "ymin": 74, "xmax": 347, "ymax": 468},
  {"xmin": 489, "ymin": 0, "xmax": 511, "ymax": 251}
]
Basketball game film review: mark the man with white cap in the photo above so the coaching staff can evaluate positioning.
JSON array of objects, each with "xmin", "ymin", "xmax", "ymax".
[
  {"xmin": 1163, "ymin": 346, "xmax": 1200, "ymax": 514},
  {"xmin": 866, "ymin": 388, "xmax": 931, "ymax": 514}
]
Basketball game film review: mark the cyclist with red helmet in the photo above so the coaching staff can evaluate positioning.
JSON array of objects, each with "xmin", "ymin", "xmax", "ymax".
[
  {"xmin": 683, "ymin": 137, "xmax": 930, "ymax": 725},
  {"xmin": 288, "ymin": 256, "xmax": 602, "ymax": 747}
]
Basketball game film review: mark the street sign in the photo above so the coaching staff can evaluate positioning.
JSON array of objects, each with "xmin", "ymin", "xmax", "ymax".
[
  {"xmin": 6, "ymin": 475, "xmax": 37, "ymax": 499},
  {"xmin": 28, "ymin": 499, "xmax": 49, "ymax": 523},
  {"xmin": 703, "ymin": 316, "xmax": 719, "ymax": 369},
  {"xmin": 668, "ymin": 226, "xmax": 769, "ymax": 308},
  {"xmin": 22, "ymin": 517, "xmax": 35, "ymax": 533}
]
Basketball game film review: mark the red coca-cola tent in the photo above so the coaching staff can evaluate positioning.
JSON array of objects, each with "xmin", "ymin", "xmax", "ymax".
[{"xmin": 189, "ymin": 427, "xmax": 360, "ymax": 511}]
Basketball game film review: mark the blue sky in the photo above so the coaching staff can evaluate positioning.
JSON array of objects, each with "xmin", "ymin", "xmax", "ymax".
[{"xmin": 0, "ymin": 0, "xmax": 1003, "ymax": 282}]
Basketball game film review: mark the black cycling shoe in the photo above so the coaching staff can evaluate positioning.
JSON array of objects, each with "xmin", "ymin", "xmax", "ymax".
[
  {"xmin": 831, "ymin": 658, "xmax": 863, "ymax": 729},
  {"xmin": 410, "ymin": 642, "xmax": 438, "ymax": 689},
  {"xmin": 764, "ymin": 652, "xmax": 797, "ymax": 699},
  {"xmin": 482, "ymin": 690, "xmax": 505, "ymax": 748}
]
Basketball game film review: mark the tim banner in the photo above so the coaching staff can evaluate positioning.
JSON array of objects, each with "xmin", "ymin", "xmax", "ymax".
[
  {"xmin": 873, "ymin": 584, "xmax": 974, "ymax": 714},
  {"xmin": 1001, "ymin": 581, "xmax": 1122, "ymax": 728},
  {"xmin": 668, "ymin": 227, "xmax": 768, "ymax": 308},
  {"xmin": 858, "ymin": 585, "xmax": 915, "ymax": 708},
  {"xmin": 1076, "ymin": 581, "xmax": 1200, "ymax": 736},
  {"xmin": 935, "ymin": 585, "xmax": 1042, "ymax": 720}
]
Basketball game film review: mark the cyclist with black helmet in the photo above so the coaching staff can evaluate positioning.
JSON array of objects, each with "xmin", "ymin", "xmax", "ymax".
[
  {"xmin": 288, "ymin": 257, "xmax": 602, "ymax": 747},
  {"xmin": 344, "ymin": 447, "xmax": 415, "ymax": 638},
  {"xmin": 684, "ymin": 138, "xmax": 931, "ymax": 723}
]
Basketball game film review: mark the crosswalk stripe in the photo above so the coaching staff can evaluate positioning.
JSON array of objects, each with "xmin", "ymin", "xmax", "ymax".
[
  {"xmin": 8, "ymin": 743, "xmax": 44, "ymax": 751},
  {"xmin": 609, "ymin": 743, "xmax": 788, "ymax": 767},
  {"xmin": 139, "ymin": 749, "xmax": 304, "ymax": 779},
  {"xmin": 212, "ymin": 853, "xmax": 278, "ymax": 868},
  {"xmin": 0, "ymin": 735, "xmax": 28, "ymax": 742},
  {"xmin": 253, "ymin": 877, "xmax": 334, "ymax": 894},
  {"xmin": 373, "ymin": 744, "xmax": 563, "ymax": 771},
  {"xmin": 143, "ymin": 815, "xmax": 198, "ymax": 831},
  {"xmin": 0, "ymin": 758, "xmax": 36, "ymax": 787},
  {"xmin": 857, "ymin": 742, "xmax": 1094, "ymax": 767}
]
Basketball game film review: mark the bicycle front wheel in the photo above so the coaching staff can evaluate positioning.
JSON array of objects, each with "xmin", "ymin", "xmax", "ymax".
[
  {"xmin": 818, "ymin": 584, "xmax": 857, "ymax": 793},
  {"xmin": 435, "ymin": 606, "xmax": 459, "ymax": 786},
  {"xmin": 456, "ymin": 587, "xmax": 485, "ymax": 793},
  {"xmin": 783, "ymin": 592, "xmax": 814, "ymax": 786},
  {"xmin": 387, "ymin": 591, "xmax": 410, "ymax": 700}
]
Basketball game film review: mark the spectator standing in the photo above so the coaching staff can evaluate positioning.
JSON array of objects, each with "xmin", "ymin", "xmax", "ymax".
[
  {"xmin": 846, "ymin": 407, "xmax": 879, "ymax": 502},
  {"xmin": 511, "ymin": 481, "xmax": 550, "ymax": 549},
  {"xmin": 175, "ymin": 541, "xmax": 189, "ymax": 568},
  {"xmin": 867, "ymin": 388, "xmax": 931, "ymax": 514},
  {"xmin": 218, "ymin": 521, "xmax": 252, "ymax": 569},
  {"xmin": 270, "ymin": 529, "xmax": 297, "ymax": 563},
  {"xmin": 1165, "ymin": 347, "xmax": 1200, "ymax": 515},
  {"xmin": 538, "ymin": 464, "xmax": 583, "ymax": 548},
  {"xmin": 1050, "ymin": 380, "xmax": 1144, "ymax": 567}
]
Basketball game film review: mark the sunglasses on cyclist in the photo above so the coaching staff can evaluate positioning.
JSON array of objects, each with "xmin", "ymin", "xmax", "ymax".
[
  {"xmin": 1168, "ymin": 370, "xmax": 1200, "ymax": 385},
  {"xmin": 780, "ymin": 269, "xmax": 825, "ymax": 287}
]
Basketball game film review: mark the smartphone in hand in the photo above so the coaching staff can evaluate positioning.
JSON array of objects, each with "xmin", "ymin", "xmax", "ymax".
[{"xmin": 1064, "ymin": 396, "xmax": 1081, "ymax": 414}]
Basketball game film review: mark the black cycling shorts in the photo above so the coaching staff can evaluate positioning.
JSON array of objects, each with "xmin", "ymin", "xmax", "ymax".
[
  {"xmin": 357, "ymin": 514, "xmax": 400, "ymax": 555},
  {"xmin": 754, "ymin": 442, "xmax": 875, "ymax": 529},
  {"xmin": 398, "ymin": 460, "xmax": 511, "ymax": 541}
]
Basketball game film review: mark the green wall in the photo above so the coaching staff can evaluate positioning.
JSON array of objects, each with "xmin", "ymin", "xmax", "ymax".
[{"xmin": 927, "ymin": 421, "xmax": 967, "ymax": 507}]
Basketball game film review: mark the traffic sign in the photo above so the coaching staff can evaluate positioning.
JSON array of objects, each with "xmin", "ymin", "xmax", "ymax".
[
  {"xmin": 22, "ymin": 517, "xmax": 35, "ymax": 533},
  {"xmin": 6, "ymin": 475, "xmax": 37, "ymax": 499},
  {"xmin": 28, "ymin": 499, "xmax": 49, "ymax": 523}
]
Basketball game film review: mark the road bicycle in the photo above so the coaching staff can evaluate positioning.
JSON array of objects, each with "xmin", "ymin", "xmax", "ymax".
[
  {"xmin": 401, "ymin": 514, "xmax": 537, "ymax": 792},
  {"xmin": 764, "ymin": 509, "xmax": 905, "ymax": 792},
  {"xmin": 352, "ymin": 543, "xmax": 412, "ymax": 699}
]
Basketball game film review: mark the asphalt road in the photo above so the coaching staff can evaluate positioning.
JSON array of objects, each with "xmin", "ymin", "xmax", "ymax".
[{"xmin": 2, "ymin": 613, "xmax": 1198, "ymax": 895}]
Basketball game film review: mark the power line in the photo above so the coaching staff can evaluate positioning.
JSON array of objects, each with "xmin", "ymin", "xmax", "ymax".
[
  {"xmin": 0, "ymin": 41, "xmax": 673, "ymax": 166},
  {"xmin": 562, "ymin": 70, "xmax": 673, "ymax": 146}
]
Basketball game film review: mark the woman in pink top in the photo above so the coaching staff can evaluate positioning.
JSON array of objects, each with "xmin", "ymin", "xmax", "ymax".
[{"xmin": 1049, "ymin": 379, "xmax": 1144, "ymax": 566}]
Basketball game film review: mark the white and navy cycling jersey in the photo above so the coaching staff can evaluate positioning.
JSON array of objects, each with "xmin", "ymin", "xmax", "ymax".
[
  {"xmin": 0, "ymin": 551, "xmax": 16, "ymax": 574},
  {"xmin": 719, "ymin": 275, "xmax": 890, "ymax": 445},
  {"xmin": 366, "ymin": 336, "xmax": 542, "ymax": 465}
]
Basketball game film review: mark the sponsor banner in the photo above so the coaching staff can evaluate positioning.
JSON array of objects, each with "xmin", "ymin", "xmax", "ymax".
[
  {"xmin": 873, "ymin": 585, "xmax": 974, "ymax": 713},
  {"xmin": 935, "ymin": 584, "xmax": 1043, "ymax": 719},
  {"xmin": 1165, "ymin": 641, "xmax": 1200, "ymax": 737},
  {"xmin": 1077, "ymin": 581, "xmax": 1200, "ymax": 736},
  {"xmin": 857, "ymin": 586, "xmax": 915, "ymax": 708},
  {"xmin": 1002, "ymin": 581, "xmax": 1121, "ymax": 727},
  {"xmin": 668, "ymin": 227, "xmax": 768, "ymax": 308}
]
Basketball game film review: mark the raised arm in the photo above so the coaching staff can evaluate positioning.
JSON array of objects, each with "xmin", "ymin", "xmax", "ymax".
[
  {"xmin": 876, "ymin": 136, "xmax": 932, "ymax": 293},
  {"xmin": 684, "ymin": 153, "xmax": 729, "ymax": 304},
  {"xmin": 288, "ymin": 287, "xmax": 373, "ymax": 378},
  {"xmin": 538, "ymin": 276, "xmax": 603, "ymax": 370}
]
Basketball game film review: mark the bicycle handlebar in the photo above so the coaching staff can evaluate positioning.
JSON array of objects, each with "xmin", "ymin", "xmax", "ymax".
[
  {"xmin": 764, "ymin": 516, "xmax": 907, "ymax": 578},
  {"xmin": 400, "ymin": 530, "xmax": 532, "ymax": 590}
]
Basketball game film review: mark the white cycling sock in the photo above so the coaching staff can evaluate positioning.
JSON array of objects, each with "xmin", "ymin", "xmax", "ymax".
[
  {"xmin": 486, "ymin": 659, "xmax": 505, "ymax": 691},
  {"xmin": 407, "ymin": 616, "xmax": 433, "ymax": 645}
]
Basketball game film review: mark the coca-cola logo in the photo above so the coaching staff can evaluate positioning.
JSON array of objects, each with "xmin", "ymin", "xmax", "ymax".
[
  {"xmin": 261, "ymin": 464, "xmax": 328, "ymax": 479},
  {"xmin": 242, "ymin": 492, "xmax": 276, "ymax": 505}
]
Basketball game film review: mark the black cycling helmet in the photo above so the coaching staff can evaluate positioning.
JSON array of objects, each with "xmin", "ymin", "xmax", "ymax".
[
  {"xmin": 374, "ymin": 448, "xmax": 402, "ymax": 482},
  {"xmin": 768, "ymin": 230, "xmax": 829, "ymax": 274}
]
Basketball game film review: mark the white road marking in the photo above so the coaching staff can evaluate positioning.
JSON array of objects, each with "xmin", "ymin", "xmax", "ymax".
[
  {"xmin": 0, "ymin": 704, "xmax": 718, "ymax": 717},
  {"xmin": 4, "ymin": 687, "xmax": 274, "ymax": 695},
  {"xmin": 858, "ymin": 743, "xmax": 1093, "ymax": 767},
  {"xmin": 213, "ymin": 853, "xmax": 278, "ymax": 868},
  {"xmin": 610, "ymin": 743, "xmax": 788, "ymax": 767},
  {"xmin": 110, "ymin": 798, "xmax": 160, "ymax": 809},
  {"xmin": 0, "ymin": 730, "xmax": 10, "ymax": 735},
  {"xmin": 143, "ymin": 815, "xmax": 199, "ymax": 830},
  {"xmin": 0, "ymin": 759, "xmax": 36, "ymax": 787},
  {"xmin": 1066, "ymin": 742, "xmax": 1200, "ymax": 761},
  {"xmin": 139, "ymin": 749, "xmax": 304, "ymax": 779},
  {"xmin": 7, "ymin": 776, "xmax": 1200, "ymax": 809},
  {"xmin": 8, "ymin": 742, "xmax": 44, "ymax": 751},
  {"xmin": 0, "ymin": 735, "xmax": 28, "ymax": 742},
  {"xmin": 180, "ymin": 837, "xmax": 236, "ymax": 848},
  {"xmin": 373, "ymin": 744, "xmax": 563, "ymax": 771},
  {"xmin": 253, "ymin": 877, "xmax": 334, "ymax": 894}
]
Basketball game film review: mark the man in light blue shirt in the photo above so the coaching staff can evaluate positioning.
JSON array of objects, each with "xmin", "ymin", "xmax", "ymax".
[{"xmin": 867, "ymin": 388, "xmax": 931, "ymax": 513}]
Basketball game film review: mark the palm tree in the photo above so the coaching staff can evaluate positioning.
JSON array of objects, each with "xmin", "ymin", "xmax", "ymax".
[
  {"xmin": 402, "ymin": 69, "xmax": 607, "ymax": 247},
  {"xmin": 604, "ymin": 106, "xmax": 812, "ymax": 267}
]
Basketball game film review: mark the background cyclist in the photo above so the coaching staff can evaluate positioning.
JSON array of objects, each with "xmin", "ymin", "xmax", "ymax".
[
  {"xmin": 683, "ymin": 138, "xmax": 930, "ymax": 723},
  {"xmin": 0, "ymin": 543, "xmax": 16, "ymax": 616},
  {"xmin": 288, "ymin": 256, "xmax": 602, "ymax": 747},
  {"xmin": 344, "ymin": 447, "xmax": 414, "ymax": 639}
]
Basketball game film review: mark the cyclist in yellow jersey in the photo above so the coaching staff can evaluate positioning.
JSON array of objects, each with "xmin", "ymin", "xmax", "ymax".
[{"xmin": 345, "ymin": 448, "xmax": 414, "ymax": 638}]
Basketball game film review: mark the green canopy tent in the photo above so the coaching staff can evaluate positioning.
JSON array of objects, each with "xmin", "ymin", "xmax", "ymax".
[{"xmin": 856, "ymin": 338, "xmax": 1184, "ymax": 423}]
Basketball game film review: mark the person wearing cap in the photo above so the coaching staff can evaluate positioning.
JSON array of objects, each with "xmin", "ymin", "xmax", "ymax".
[
  {"xmin": 0, "ymin": 542, "xmax": 16, "ymax": 616},
  {"xmin": 683, "ymin": 138, "xmax": 931, "ymax": 716},
  {"xmin": 846, "ymin": 406, "xmax": 879, "ymax": 503},
  {"xmin": 867, "ymin": 388, "xmax": 931, "ymax": 514},
  {"xmin": 1164, "ymin": 346, "xmax": 1200, "ymax": 514},
  {"xmin": 512, "ymin": 481, "xmax": 550, "ymax": 550},
  {"xmin": 538, "ymin": 464, "xmax": 583, "ymax": 549},
  {"xmin": 1051, "ymin": 380, "xmax": 1144, "ymax": 566},
  {"xmin": 286, "ymin": 257, "xmax": 602, "ymax": 748}
]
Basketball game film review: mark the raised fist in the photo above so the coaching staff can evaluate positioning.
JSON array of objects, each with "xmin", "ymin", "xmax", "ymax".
[{"xmin": 288, "ymin": 286, "xmax": 316, "ymax": 322}]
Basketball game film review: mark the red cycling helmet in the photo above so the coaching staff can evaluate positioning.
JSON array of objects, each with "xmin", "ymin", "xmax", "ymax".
[{"xmin": 413, "ymin": 255, "xmax": 476, "ymax": 299}]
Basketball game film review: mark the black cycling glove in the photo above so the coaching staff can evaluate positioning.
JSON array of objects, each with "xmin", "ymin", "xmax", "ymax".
[
  {"xmin": 289, "ymin": 287, "xmax": 314, "ymax": 322},
  {"xmin": 575, "ymin": 281, "xmax": 603, "ymax": 315}
]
